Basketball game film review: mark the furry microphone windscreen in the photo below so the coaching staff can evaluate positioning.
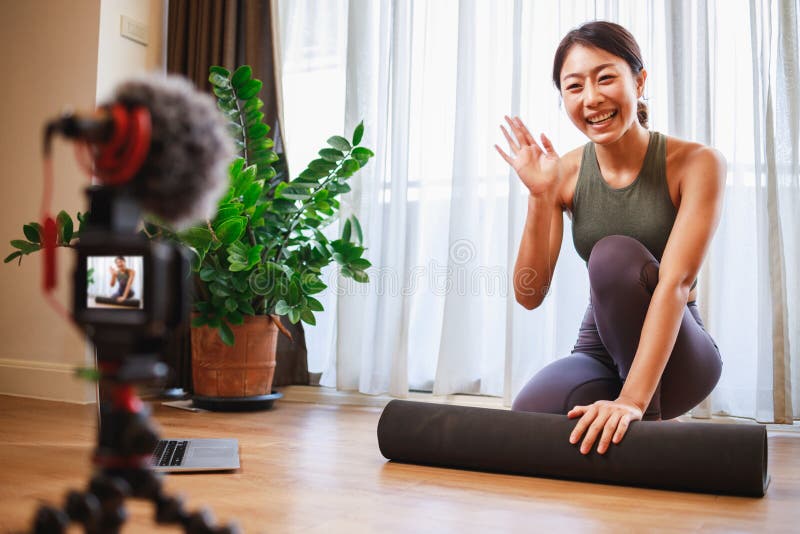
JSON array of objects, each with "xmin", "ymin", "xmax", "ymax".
[{"xmin": 109, "ymin": 74, "xmax": 235, "ymax": 229}]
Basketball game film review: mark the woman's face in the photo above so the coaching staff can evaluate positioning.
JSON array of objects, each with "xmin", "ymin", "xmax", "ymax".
[
  {"xmin": 115, "ymin": 258, "xmax": 126, "ymax": 269},
  {"xmin": 559, "ymin": 44, "xmax": 646, "ymax": 144}
]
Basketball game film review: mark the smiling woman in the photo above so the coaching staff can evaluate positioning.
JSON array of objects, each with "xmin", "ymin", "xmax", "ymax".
[{"xmin": 495, "ymin": 20, "xmax": 726, "ymax": 455}]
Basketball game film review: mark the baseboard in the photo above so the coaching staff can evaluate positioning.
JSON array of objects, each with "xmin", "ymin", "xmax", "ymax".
[
  {"xmin": 278, "ymin": 385, "xmax": 508, "ymax": 410},
  {"xmin": 0, "ymin": 358, "xmax": 96, "ymax": 404}
]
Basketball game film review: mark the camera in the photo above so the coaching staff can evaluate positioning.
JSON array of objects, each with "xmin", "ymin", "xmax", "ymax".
[{"xmin": 72, "ymin": 186, "xmax": 189, "ymax": 357}]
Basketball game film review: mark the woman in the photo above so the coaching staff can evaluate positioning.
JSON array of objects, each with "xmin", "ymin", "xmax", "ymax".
[
  {"xmin": 495, "ymin": 21, "xmax": 724, "ymax": 456},
  {"xmin": 109, "ymin": 256, "xmax": 136, "ymax": 302}
]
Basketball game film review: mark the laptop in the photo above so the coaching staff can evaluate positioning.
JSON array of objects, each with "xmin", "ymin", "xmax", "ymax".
[{"xmin": 150, "ymin": 438, "xmax": 240, "ymax": 472}]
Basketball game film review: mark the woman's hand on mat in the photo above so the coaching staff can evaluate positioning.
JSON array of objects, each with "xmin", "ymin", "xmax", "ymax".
[
  {"xmin": 494, "ymin": 115, "xmax": 560, "ymax": 197},
  {"xmin": 116, "ymin": 296, "xmax": 125, "ymax": 302},
  {"xmin": 567, "ymin": 398, "xmax": 643, "ymax": 455}
]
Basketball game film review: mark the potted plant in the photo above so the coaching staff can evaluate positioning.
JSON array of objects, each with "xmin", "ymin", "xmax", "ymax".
[{"xmin": 6, "ymin": 66, "xmax": 374, "ymax": 409}]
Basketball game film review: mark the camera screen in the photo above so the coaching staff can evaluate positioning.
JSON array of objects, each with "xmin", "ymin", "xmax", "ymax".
[{"xmin": 86, "ymin": 256, "xmax": 144, "ymax": 310}]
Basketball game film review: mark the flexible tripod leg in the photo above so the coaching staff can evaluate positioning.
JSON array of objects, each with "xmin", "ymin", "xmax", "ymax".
[{"xmin": 31, "ymin": 362, "xmax": 240, "ymax": 534}]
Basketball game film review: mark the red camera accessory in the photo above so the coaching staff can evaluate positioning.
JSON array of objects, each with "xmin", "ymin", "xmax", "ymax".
[{"xmin": 40, "ymin": 104, "xmax": 152, "ymax": 298}]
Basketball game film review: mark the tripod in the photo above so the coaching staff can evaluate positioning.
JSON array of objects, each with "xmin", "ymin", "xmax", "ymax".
[{"xmin": 30, "ymin": 356, "xmax": 240, "ymax": 534}]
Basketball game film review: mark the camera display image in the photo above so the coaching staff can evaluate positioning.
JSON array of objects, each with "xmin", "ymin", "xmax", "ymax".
[{"xmin": 86, "ymin": 256, "xmax": 144, "ymax": 309}]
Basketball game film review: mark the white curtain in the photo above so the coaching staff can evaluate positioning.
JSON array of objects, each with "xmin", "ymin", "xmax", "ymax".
[{"xmin": 276, "ymin": 0, "xmax": 799, "ymax": 422}]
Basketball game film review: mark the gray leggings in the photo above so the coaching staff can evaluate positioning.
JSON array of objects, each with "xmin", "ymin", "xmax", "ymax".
[{"xmin": 512, "ymin": 235, "xmax": 723, "ymax": 420}]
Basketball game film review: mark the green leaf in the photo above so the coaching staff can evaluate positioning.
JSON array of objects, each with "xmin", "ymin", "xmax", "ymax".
[
  {"xmin": 209, "ymin": 66, "xmax": 231, "ymax": 77},
  {"xmin": 213, "ymin": 86, "xmax": 234, "ymax": 101},
  {"xmin": 209, "ymin": 283, "xmax": 232, "ymax": 297},
  {"xmin": 225, "ymin": 298, "xmax": 238, "ymax": 312},
  {"xmin": 228, "ymin": 262, "xmax": 249, "ymax": 272},
  {"xmin": 271, "ymin": 198, "xmax": 298, "ymax": 213},
  {"xmin": 242, "ymin": 183, "xmax": 262, "ymax": 208},
  {"xmin": 56, "ymin": 211, "xmax": 73, "ymax": 244},
  {"xmin": 247, "ymin": 123, "xmax": 268, "ymax": 140},
  {"xmin": 215, "ymin": 205, "xmax": 241, "ymax": 223},
  {"xmin": 237, "ymin": 79, "xmax": 263, "ymax": 100},
  {"xmin": 231, "ymin": 65, "xmax": 252, "ymax": 89},
  {"xmin": 287, "ymin": 279, "xmax": 302, "ymax": 305},
  {"xmin": 227, "ymin": 310, "xmax": 244, "ymax": 325},
  {"xmin": 280, "ymin": 190, "xmax": 311, "ymax": 201},
  {"xmin": 191, "ymin": 316, "xmax": 208, "ymax": 328},
  {"xmin": 219, "ymin": 322, "xmax": 235, "ymax": 346},
  {"xmin": 180, "ymin": 227, "xmax": 213, "ymax": 252},
  {"xmin": 342, "ymin": 158, "xmax": 360, "ymax": 174},
  {"xmin": 23, "ymin": 223, "xmax": 41, "ymax": 243},
  {"xmin": 352, "ymin": 121, "xmax": 364, "ymax": 145},
  {"xmin": 290, "ymin": 179, "xmax": 320, "ymax": 189},
  {"xmin": 11, "ymin": 240, "xmax": 39, "ymax": 253},
  {"xmin": 306, "ymin": 296, "xmax": 324, "ymax": 312},
  {"xmin": 238, "ymin": 300, "xmax": 255, "ymax": 315},
  {"xmin": 308, "ymin": 159, "xmax": 337, "ymax": 173},
  {"xmin": 209, "ymin": 72, "xmax": 231, "ymax": 88},
  {"xmin": 215, "ymin": 217, "xmax": 246, "ymax": 244},
  {"xmin": 247, "ymin": 245, "xmax": 264, "ymax": 266},
  {"xmin": 199, "ymin": 266, "xmax": 217, "ymax": 282},
  {"xmin": 350, "ymin": 258, "xmax": 371, "ymax": 270},
  {"xmin": 300, "ymin": 309, "xmax": 317, "ymax": 325},
  {"xmin": 244, "ymin": 98, "xmax": 264, "ymax": 113},
  {"xmin": 230, "ymin": 157, "xmax": 245, "ymax": 178},
  {"xmin": 352, "ymin": 269, "xmax": 369, "ymax": 283},
  {"xmin": 234, "ymin": 165, "xmax": 257, "ymax": 194},
  {"xmin": 341, "ymin": 218, "xmax": 351, "ymax": 242},
  {"xmin": 319, "ymin": 148, "xmax": 344, "ymax": 162},
  {"xmin": 274, "ymin": 300, "xmax": 291, "ymax": 315},
  {"xmin": 351, "ymin": 215, "xmax": 364, "ymax": 244},
  {"xmin": 327, "ymin": 135, "xmax": 351, "ymax": 152},
  {"xmin": 246, "ymin": 111, "xmax": 265, "ymax": 126},
  {"xmin": 352, "ymin": 146, "xmax": 374, "ymax": 161},
  {"xmin": 4, "ymin": 251, "xmax": 23, "ymax": 264}
]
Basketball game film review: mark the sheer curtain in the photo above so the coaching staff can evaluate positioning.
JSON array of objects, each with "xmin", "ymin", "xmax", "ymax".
[{"xmin": 276, "ymin": 0, "xmax": 799, "ymax": 422}]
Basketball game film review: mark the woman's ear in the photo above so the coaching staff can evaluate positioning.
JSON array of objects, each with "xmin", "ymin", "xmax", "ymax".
[{"xmin": 636, "ymin": 69, "xmax": 648, "ymax": 98}]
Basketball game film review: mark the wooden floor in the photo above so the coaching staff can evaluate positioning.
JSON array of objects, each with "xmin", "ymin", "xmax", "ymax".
[{"xmin": 1, "ymin": 395, "xmax": 798, "ymax": 533}]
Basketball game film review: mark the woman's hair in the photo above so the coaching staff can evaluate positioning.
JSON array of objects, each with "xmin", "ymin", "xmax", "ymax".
[
  {"xmin": 115, "ymin": 256, "xmax": 126, "ymax": 263},
  {"xmin": 552, "ymin": 21, "xmax": 648, "ymax": 128}
]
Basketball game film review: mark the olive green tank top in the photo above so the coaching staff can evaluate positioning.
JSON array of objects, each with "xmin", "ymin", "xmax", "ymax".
[{"xmin": 571, "ymin": 131, "xmax": 697, "ymax": 290}]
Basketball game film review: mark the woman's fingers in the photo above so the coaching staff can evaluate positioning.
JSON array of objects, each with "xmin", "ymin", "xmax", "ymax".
[
  {"xmin": 513, "ymin": 117, "xmax": 538, "ymax": 147},
  {"xmin": 567, "ymin": 405, "xmax": 585, "ymax": 419},
  {"xmin": 500, "ymin": 122, "xmax": 520, "ymax": 154},
  {"xmin": 580, "ymin": 411, "xmax": 609, "ymax": 454},
  {"xmin": 540, "ymin": 133, "xmax": 557, "ymax": 156},
  {"xmin": 569, "ymin": 405, "xmax": 595, "ymax": 444},
  {"xmin": 494, "ymin": 144, "xmax": 514, "ymax": 166},
  {"xmin": 597, "ymin": 413, "xmax": 621, "ymax": 454},
  {"xmin": 613, "ymin": 414, "xmax": 631, "ymax": 444}
]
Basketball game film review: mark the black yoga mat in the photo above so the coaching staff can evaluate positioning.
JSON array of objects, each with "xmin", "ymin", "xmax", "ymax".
[
  {"xmin": 377, "ymin": 400, "xmax": 769, "ymax": 497},
  {"xmin": 94, "ymin": 296, "xmax": 141, "ymax": 308}
]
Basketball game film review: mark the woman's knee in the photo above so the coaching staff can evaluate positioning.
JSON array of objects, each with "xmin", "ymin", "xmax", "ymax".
[
  {"xmin": 511, "ymin": 354, "xmax": 622, "ymax": 414},
  {"xmin": 588, "ymin": 235, "xmax": 658, "ymax": 296}
]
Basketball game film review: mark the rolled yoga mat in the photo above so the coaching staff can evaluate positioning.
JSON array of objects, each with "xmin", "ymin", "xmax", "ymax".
[
  {"xmin": 377, "ymin": 400, "xmax": 769, "ymax": 497},
  {"xmin": 94, "ymin": 296, "xmax": 141, "ymax": 308}
]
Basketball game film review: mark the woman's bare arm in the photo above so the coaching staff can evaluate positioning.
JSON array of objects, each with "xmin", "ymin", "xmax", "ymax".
[
  {"xmin": 495, "ymin": 115, "xmax": 565, "ymax": 309},
  {"xmin": 513, "ymin": 192, "xmax": 564, "ymax": 309},
  {"xmin": 618, "ymin": 146, "xmax": 726, "ymax": 411}
]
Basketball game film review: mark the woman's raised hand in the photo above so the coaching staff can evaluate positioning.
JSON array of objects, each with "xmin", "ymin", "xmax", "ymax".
[{"xmin": 495, "ymin": 115, "xmax": 560, "ymax": 197}]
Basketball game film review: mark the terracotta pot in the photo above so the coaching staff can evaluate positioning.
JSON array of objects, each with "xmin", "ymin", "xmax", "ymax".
[{"xmin": 191, "ymin": 315, "xmax": 278, "ymax": 397}]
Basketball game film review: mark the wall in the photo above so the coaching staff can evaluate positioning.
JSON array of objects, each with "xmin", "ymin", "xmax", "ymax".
[
  {"xmin": 96, "ymin": 0, "xmax": 166, "ymax": 102},
  {"xmin": 0, "ymin": 0, "xmax": 164, "ymax": 402}
]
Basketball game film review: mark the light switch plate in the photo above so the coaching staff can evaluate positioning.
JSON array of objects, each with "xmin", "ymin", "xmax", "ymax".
[{"xmin": 120, "ymin": 14, "xmax": 148, "ymax": 46}]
